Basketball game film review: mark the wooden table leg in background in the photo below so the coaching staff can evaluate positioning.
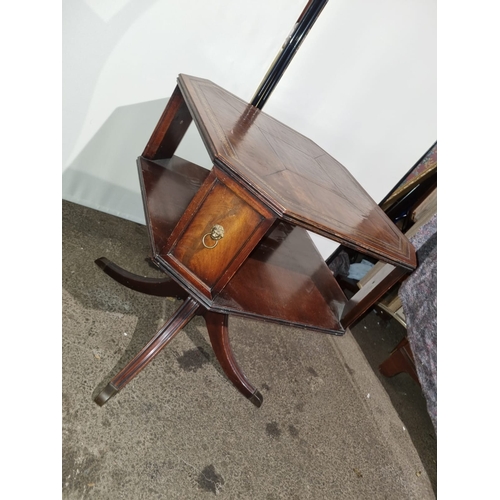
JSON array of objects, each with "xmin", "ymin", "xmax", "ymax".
[
  {"xmin": 379, "ymin": 337, "xmax": 420, "ymax": 386},
  {"xmin": 341, "ymin": 265, "xmax": 408, "ymax": 330}
]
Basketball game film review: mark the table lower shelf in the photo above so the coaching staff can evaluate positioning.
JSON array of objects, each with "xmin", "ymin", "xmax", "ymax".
[{"xmin": 138, "ymin": 155, "xmax": 348, "ymax": 335}]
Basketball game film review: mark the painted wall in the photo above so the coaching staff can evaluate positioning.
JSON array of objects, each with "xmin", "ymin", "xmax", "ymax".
[{"xmin": 63, "ymin": 0, "xmax": 436, "ymax": 258}]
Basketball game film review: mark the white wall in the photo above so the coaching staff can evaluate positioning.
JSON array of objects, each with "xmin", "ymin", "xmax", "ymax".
[{"xmin": 63, "ymin": 0, "xmax": 436, "ymax": 258}]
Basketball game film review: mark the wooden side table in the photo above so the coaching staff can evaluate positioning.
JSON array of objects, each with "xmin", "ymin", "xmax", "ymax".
[{"xmin": 94, "ymin": 74, "xmax": 416, "ymax": 408}]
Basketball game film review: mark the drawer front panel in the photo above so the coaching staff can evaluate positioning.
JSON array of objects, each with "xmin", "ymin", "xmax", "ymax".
[{"xmin": 170, "ymin": 180, "xmax": 265, "ymax": 291}]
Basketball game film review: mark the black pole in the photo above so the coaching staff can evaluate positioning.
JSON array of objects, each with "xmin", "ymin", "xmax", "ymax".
[{"xmin": 251, "ymin": 0, "xmax": 329, "ymax": 110}]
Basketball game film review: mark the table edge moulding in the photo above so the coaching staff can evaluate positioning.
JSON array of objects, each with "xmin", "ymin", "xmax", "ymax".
[{"xmin": 93, "ymin": 74, "xmax": 416, "ymax": 409}]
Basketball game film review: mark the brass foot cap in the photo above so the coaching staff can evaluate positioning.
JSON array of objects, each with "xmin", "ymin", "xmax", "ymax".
[
  {"xmin": 94, "ymin": 383, "xmax": 119, "ymax": 406},
  {"xmin": 249, "ymin": 389, "xmax": 263, "ymax": 408},
  {"xmin": 94, "ymin": 257, "xmax": 108, "ymax": 271}
]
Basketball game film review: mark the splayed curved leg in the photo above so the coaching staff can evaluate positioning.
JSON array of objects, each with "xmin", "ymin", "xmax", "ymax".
[
  {"xmin": 95, "ymin": 297, "xmax": 201, "ymax": 406},
  {"xmin": 204, "ymin": 311, "xmax": 263, "ymax": 408},
  {"xmin": 95, "ymin": 257, "xmax": 188, "ymax": 299}
]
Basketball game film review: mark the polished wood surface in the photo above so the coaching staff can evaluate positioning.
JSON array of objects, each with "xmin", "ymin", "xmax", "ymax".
[
  {"xmin": 164, "ymin": 168, "xmax": 275, "ymax": 299},
  {"xmin": 138, "ymin": 155, "xmax": 210, "ymax": 255},
  {"xmin": 341, "ymin": 264, "xmax": 407, "ymax": 329},
  {"xmin": 172, "ymin": 179, "xmax": 262, "ymax": 286},
  {"xmin": 139, "ymin": 156, "xmax": 346, "ymax": 334},
  {"xmin": 204, "ymin": 311, "xmax": 263, "ymax": 407},
  {"xmin": 215, "ymin": 221, "xmax": 346, "ymax": 334},
  {"xmin": 93, "ymin": 254, "xmax": 266, "ymax": 407},
  {"xmin": 94, "ymin": 297, "xmax": 201, "ymax": 406},
  {"xmin": 142, "ymin": 85, "xmax": 192, "ymax": 161},
  {"xmin": 178, "ymin": 74, "xmax": 416, "ymax": 270},
  {"xmin": 379, "ymin": 337, "xmax": 420, "ymax": 386},
  {"xmin": 95, "ymin": 257, "xmax": 188, "ymax": 299}
]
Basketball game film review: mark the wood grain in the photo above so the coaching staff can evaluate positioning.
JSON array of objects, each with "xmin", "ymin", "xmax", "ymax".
[{"xmin": 178, "ymin": 74, "xmax": 416, "ymax": 271}]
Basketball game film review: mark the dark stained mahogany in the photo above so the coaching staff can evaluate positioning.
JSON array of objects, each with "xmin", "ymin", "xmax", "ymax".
[
  {"xmin": 341, "ymin": 264, "xmax": 407, "ymax": 329},
  {"xmin": 94, "ymin": 251, "xmax": 267, "ymax": 406},
  {"xmin": 178, "ymin": 74, "xmax": 416, "ymax": 270},
  {"xmin": 94, "ymin": 74, "xmax": 416, "ymax": 407},
  {"xmin": 138, "ymin": 155, "xmax": 210, "ymax": 255},
  {"xmin": 379, "ymin": 337, "xmax": 420, "ymax": 386},
  {"xmin": 95, "ymin": 257, "xmax": 188, "ymax": 299},
  {"xmin": 94, "ymin": 297, "xmax": 201, "ymax": 406},
  {"xmin": 204, "ymin": 311, "xmax": 263, "ymax": 407},
  {"xmin": 214, "ymin": 221, "xmax": 347, "ymax": 334},
  {"xmin": 138, "ymin": 158, "xmax": 346, "ymax": 334},
  {"xmin": 142, "ymin": 85, "xmax": 192, "ymax": 160},
  {"xmin": 163, "ymin": 167, "xmax": 276, "ymax": 299}
]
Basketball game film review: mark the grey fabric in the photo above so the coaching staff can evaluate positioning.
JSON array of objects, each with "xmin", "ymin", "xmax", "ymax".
[{"xmin": 399, "ymin": 214, "xmax": 437, "ymax": 432}]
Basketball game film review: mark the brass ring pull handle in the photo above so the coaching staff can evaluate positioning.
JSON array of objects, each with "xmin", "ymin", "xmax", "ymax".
[{"xmin": 202, "ymin": 224, "xmax": 225, "ymax": 249}]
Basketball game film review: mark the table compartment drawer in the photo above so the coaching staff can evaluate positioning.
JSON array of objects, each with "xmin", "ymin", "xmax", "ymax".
[{"xmin": 164, "ymin": 169, "xmax": 275, "ymax": 298}]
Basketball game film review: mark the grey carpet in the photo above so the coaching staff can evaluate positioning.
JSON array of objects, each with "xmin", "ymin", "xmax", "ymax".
[{"xmin": 62, "ymin": 200, "xmax": 435, "ymax": 499}]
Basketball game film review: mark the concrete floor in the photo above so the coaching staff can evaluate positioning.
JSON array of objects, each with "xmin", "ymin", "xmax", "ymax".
[{"xmin": 62, "ymin": 200, "xmax": 436, "ymax": 499}]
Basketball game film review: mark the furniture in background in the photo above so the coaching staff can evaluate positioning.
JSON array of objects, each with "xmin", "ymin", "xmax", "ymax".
[
  {"xmin": 357, "ymin": 176, "xmax": 436, "ymax": 329},
  {"xmin": 93, "ymin": 74, "xmax": 416, "ymax": 408},
  {"xmin": 362, "ymin": 150, "xmax": 436, "ymax": 390},
  {"xmin": 329, "ymin": 144, "xmax": 437, "ymax": 429},
  {"xmin": 379, "ymin": 337, "xmax": 419, "ymax": 385}
]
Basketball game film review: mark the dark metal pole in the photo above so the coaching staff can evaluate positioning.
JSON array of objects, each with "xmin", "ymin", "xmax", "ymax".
[{"xmin": 251, "ymin": 0, "xmax": 329, "ymax": 110}]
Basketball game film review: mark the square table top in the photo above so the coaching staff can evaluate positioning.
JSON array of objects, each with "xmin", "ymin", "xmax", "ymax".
[{"xmin": 177, "ymin": 74, "xmax": 416, "ymax": 270}]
